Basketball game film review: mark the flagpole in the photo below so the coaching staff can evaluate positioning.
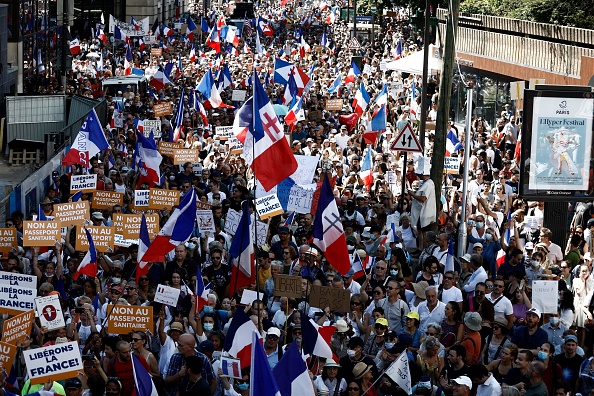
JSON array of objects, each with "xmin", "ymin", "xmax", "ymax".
[{"xmin": 251, "ymin": 65, "xmax": 262, "ymax": 335}]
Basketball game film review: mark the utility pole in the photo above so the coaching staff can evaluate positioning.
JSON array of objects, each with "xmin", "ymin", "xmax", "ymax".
[
  {"xmin": 352, "ymin": 0, "xmax": 357, "ymax": 39},
  {"xmin": 418, "ymin": 1, "xmax": 432, "ymax": 152},
  {"xmin": 431, "ymin": 0, "xmax": 459, "ymax": 213}
]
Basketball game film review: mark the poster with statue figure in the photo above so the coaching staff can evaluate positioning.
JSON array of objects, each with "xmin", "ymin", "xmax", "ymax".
[{"xmin": 529, "ymin": 96, "xmax": 593, "ymax": 191}]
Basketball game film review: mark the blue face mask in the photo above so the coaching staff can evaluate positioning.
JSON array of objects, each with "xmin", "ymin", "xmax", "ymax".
[
  {"xmin": 537, "ymin": 351, "xmax": 548, "ymax": 361},
  {"xmin": 484, "ymin": 233, "xmax": 493, "ymax": 241},
  {"xmin": 203, "ymin": 306, "xmax": 214, "ymax": 314},
  {"xmin": 385, "ymin": 342, "xmax": 395, "ymax": 349},
  {"xmin": 237, "ymin": 383, "xmax": 249, "ymax": 391},
  {"xmin": 476, "ymin": 221, "xmax": 484, "ymax": 228}
]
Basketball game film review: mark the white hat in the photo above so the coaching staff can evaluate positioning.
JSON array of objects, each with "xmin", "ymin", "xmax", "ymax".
[
  {"xmin": 525, "ymin": 242, "xmax": 535, "ymax": 250},
  {"xmin": 335, "ymin": 319, "xmax": 349, "ymax": 333},
  {"xmin": 267, "ymin": 327, "xmax": 281, "ymax": 337},
  {"xmin": 453, "ymin": 376, "xmax": 472, "ymax": 389}
]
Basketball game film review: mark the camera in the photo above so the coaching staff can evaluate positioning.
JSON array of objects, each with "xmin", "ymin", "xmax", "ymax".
[
  {"xmin": 75, "ymin": 307, "xmax": 85, "ymax": 314},
  {"xmin": 82, "ymin": 354, "xmax": 94, "ymax": 361}
]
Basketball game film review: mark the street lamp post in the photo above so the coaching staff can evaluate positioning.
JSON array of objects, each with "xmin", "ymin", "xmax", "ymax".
[{"xmin": 370, "ymin": 5, "xmax": 377, "ymax": 43}]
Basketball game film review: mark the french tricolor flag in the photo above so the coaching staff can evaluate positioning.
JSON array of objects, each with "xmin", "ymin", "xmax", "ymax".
[
  {"xmin": 73, "ymin": 228, "xmax": 98, "ymax": 280},
  {"xmin": 228, "ymin": 200, "xmax": 255, "ymax": 296},
  {"xmin": 223, "ymin": 308, "xmax": 261, "ymax": 368},
  {"xmin": 131, "ymin": 354, "xmax": 158, "ymax": 396},
  {"xmin": 394, "ymin": 38, "xmax": 403, "ymax": 60},
  {"xmin": 197, "ymin": 69, "xmax": 226, "ymax": 109},
  {"xmin": 221, "ymin": 358, "xmax": 241, "ymax": 378},
  {"xmin": 135, "ymin": 131, "xmax": 162, "ymax": 188},
  {"xmin": 353, "ymin": 82, "xmax": 370, "ymax": 117},
  {"xmin": 351, "ymin": 251, "xmax": 365, "ymax": 279},
  {"xmin": 344, "ymin": 61, "xmax": 360, "ymax": 85},
  {"xmin": 359, "ymin": 149, "xmax": 373, "ymax": 191},
  {"xmin": 312, "ymin": 175, "xmax": 350, "ymax": 276},
  {"xmin": 62, "ymin": 109, "xmax": 109, "ymax": 168},
  {"xmin": 446, "ymin": 130, "xmax": 462, "ymax": 156},
  {"xmin": 196, "ymin": 264, "xmax": 210, "ymax": 312},
  {"xmin": 136, "ymin": 213, "xmax": 151, "ymax": 283},
  {"xmin": 142, "ymin": 188, "xmax": 196, "ymax": 262},
  {"xmin": 300, "ymin": 311, "xmax": 336, "ymax": 359}
]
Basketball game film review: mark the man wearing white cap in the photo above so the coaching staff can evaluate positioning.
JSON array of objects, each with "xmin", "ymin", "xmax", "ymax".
[
  {"xmin": 510, "ymin": 308, "xmax": 548, "ymax": 354},
  {"xmin": 264, "ymin": 327, "xmax": 282, "ymax": 369},
  {"xmin": 452, "ymin": 376, "xmax": 472, "ymax": 396}
]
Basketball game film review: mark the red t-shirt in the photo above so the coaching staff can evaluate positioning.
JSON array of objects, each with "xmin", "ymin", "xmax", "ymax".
[
  {"xmin": 110, "ymin": 355, "xmax": 150, "ymax": 396},
  {"xmin": 461, "ymin": 331, "xmax": 482, "ymax": 365}
]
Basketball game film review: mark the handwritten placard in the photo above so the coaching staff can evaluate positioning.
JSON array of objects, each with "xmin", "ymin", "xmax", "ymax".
[
  {"xmin": 153, "ymin": 102, "xmax": 172, "ymax": 117},
  {"xmin": 273, "ymin": 275, "xmax": 302, "ymax": 298},
  {"xmin": 309, "ymin": 285, "xmax": 351, "ymax": 312},
  {"xmin": 532, "ymin": 280, "xmax": 559, "ymax": 314}
]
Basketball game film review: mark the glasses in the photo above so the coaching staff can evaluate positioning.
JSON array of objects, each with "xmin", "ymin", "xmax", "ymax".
[
  {"xmin": 212, "ymin": 256, "xmax": 222, "ymax": 260},
  {"xmin": 426, "ymin": 332, "xmax": 437, "ymax": 336},
  {"xmin": 494, "ymin": 284, "xmax": 504, "ymax": 288},
  {"xmin": 125, "ymin": 287, "xmax": 136, "ymax": 290},
  {"xmin": 373, "ymin": 290, "xmax": 382, "ymax": 295},
  {"xmin": 293, "ymin": 331, "xmax": 302, "ymax": 336},
  {"xmin": 560, "ymin": 266, "xmax": 569, "ymax": 269},
  {"xmin": 347, "ymin": 387, "xmax": 360, "ymax": 391},
  {"xmin": 492, "ymin": 326, "xmax": 501, "ymax": 330},
  {"xmin": 376, "ymin": 267, "xmax": 386, "ymax": 270},
  {"xmin": 486, "ymin": 285, "xmax": 494, "ymax": 289},
  {"xmin": 375, "ymin": 324, "xmax": 386, "ymax": 330},
  {"xmin": 283, "ymin": 251, "xmax": 290, "ymax": 254},
  {"xmin": 444, "ymin": 276, "xmax": 454, "ymax": 280},
  {"xmin": 139, "ymin": 278, "xmax": 149, "ymax": 282},
  {"xmin": 351, "ymin": 301, "xmax": 362, "ymax": 306},
  {"xmin": 267, "ymin": 335, "xmax": 279, "ymax": 340},
  {"xmin": 182, "ymin": 185, "xmax": 191, "ymax": 189},
  {"xmin": 131, "ymin": 338, "xmax": 143, "ymax": 342},
  {"xmin": 111, "ymin": 290, "xmax": 122, "ymax": 295},
  {"xmin": 386, "ymin": 286, "xmax": 399, "ymax": 290}
]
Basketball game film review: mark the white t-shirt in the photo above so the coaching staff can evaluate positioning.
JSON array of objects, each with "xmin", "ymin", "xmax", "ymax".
[
  {"xmin": 548, "ymin": 243, "xmax": 564, "ymax": 263},
  {"xmin": 159, "ymin": 335, "xmax": 177, "ymax": 376},
  {"xmin": 441, "ymin": 286, "xmax": 463, "ymax": 303},
  {"xmin": 486, "ymin": 293, "xmax": 513, "ymax": 320}
]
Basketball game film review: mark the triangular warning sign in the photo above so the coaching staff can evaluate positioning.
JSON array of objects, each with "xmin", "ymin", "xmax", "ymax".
[
  {"xmin": 390, "ymin": 123, "xmax": 422, "ymax": 152},
  {"xmin": 348, "ymin": 37, "xmax": 361, "ymax": 50}
]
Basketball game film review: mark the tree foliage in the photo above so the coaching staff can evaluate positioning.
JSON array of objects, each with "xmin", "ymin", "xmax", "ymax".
[{"xmin": 460, "ymin": 0, "xmax": 594, "ymax": 29}]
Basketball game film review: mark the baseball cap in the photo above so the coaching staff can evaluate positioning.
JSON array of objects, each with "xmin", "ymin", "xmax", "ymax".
[
  {"xmin": 526, "ymin": 307, "xmax": 541, "ymax": 319},
  {"xmin": 453, "ymin": 376, "xmax": 472, "ymax": 388},
  {"xmin": 267, "ymin": 327, "xmax": 281, "ymax": 337},
  {"xmin": 65, "ymin": 378, "xmax": 82, "ymax": 389}
]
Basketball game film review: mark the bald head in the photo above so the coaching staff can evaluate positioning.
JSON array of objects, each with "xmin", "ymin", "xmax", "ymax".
[{"xmin": 178, "ymin": 334, "xmax": 196, "ymax": 356}]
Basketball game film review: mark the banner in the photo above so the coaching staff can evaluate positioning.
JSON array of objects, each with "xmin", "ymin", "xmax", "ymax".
[
  {"xmin": 148, "ymin": 189, "xmax": 180, "ymax": 210},
  {"xmin": 92, "ymin": 191, "xmax": 124, "ymax": 209},
  {"xmin": 0, "ymin": 341, "xmax": 17, "ymax": 376},
  {"xmin": 70, "ymin": 174, "xmax": 98, "ymax": 193},
  {"xmin": 35, "ymin": 294, "xmax": 65, "ymax": 330},
  {"xmin": 53, "ymin": 201, "xmax": 90, "ymax": 227},
  {"xmin": 528, "ymin": 96, "xmax": 593, "ymax": 191},
  {"xmin": 24, "ymin": 341, "xmax": 83, "ymax": 384},
  {"xmin": 107, "ymin": 305, "xmax": 153, "ymax": 334},
  {"xmin": 196, "ymin": 210, "xmax": 216, "ymax": 233},
  {"xmin": 75, "ymin": 226, "xmax": 114, "ymax": 252},
  {"xmin": 286, "ymin": 183, "xmax": 317, "ymax": 214},
  {"xmin": 23, "ymin": 221, "xmax": 62, "ymax": 247},
  {"xmin": 109, "ymin": 15, "xmax": 150, "ymax": 36},
  {"xmin": 114, "ymin": 234, "xmax": 139, "ymax": 248},
  {"xmin": 121, "ymin": 214, "xmax": 159, "ymax": 239},
  {"xmin": 532, "ymin": 280, "xmax": 559, "ymax": 314},
  {"xmin": 134, "ymin": 190, "xmax": 150, "ymax": 207},
  {"xmin": 154, "ymin": 284, "xmax": 181, "ymax": 306},
  {"xmin": 0, "ymin": 272, "xmax": 37, "ymax": 315},
  {"xmin": 173, "ymin": 149, "xmax": 200, "ymax": 164},
  {"xmin": 385, "ymin": 350, "xmax": 412, "ymax": 394},
  {"xmin": 158, "ymin": 141, "xmax": 183, "ymax": 156},
  {"xmin": 0, "ymin": 228, "xmax": 17, "ymax": 252},
  {"xmin": 2, "ymin": 310, "xmax": 35, "ymax": 344},
  {"xmin": 255, "ymin": 155, "xmax": 319, "ymax": 198},
  {"xmin": 255, "ymin": 194, "xmax": 283, "ymax": 220}
]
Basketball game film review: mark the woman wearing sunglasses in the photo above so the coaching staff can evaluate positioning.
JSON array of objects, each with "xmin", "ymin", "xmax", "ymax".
[{"xmin": 130, "ymin": 331, "xmax": 160, "ymax": 377}]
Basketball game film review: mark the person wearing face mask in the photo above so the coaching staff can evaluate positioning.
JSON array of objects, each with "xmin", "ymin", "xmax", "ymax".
[
  {"xmin": 219, "ymin": 367, "xmax": 250, "ymax": 396},
  {"xmin": 536, "ymin": 342, "xmax": 562, "ymax": 396},
  {"xmin": 338, "ymin": 336, "xmax": 377, "ymax": 383},
  {"xmin": 469, "ymin": 225, "xmax": 502, "ymax": 277},
  {"xmin": 467, "ymin": 215, "xmax": 488, "ymax": 254},
  {"xmin": 525, "ymin": 252, "xmax": 545, "ymax": 287},
  {"xmin": 363, "ymin": 318, "xmax": 388, "ymax": 357},
  {"xmin": 541, "ymin": 313, "xmax": 568, "ymax": 351}
]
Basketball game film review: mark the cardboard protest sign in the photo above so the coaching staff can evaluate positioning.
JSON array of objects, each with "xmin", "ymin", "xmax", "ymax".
[
  {"xmin": 0, "ymin": 228, "xmax": 17, "ymax": 252},
  {"xmin": 227, "ymin": 136, "xmax": 244, "ymax": 154},
  {"xmin": 154, "ymin": 284, "xmax": 181, "ymax": 306},
  {"xmin": 309, "ymin": 285, "xmax": 351, "ymax": 313},
  {"xmin": 532, "ymin": 281, "xmax": 559, "ymax": 314},
  {"xmin": 0, "ymin": 341, "xmax": 17, "ymax": 376},
  {"xmin": 35, "ymin": 294, "xmax": 65, "ymax": 330},
  {"xmin": 134, "ymin": 190, "xmax": 150, "ymax": 208},
  {"xmin": 75, "ymin": 226, "xmax": 114, "ymax": 252},
  {"xmin": 24, "ymin": 341, "xmax": 83, "ymax": 384},
  {"xmin": 107, "ymin": 305, "xmax": 153, "ymax": 334},
  {"xmin": 231, "ymin": 90, "xmax": 247, "ymax": 102},
  {"xmin": 153, "ymin": 102, "xmax": 172, "ymax": 117},
  {"xmin": 240, "ymin": 290, "xmax": 264, "ymax": 305},
  {"xmin": 0, "ymin": 272, "xmax": 37, "ymax": 315},
  {"xmin": 326, "ymin": 99, "xmax": 343, "ymax": 110},
  {"xmin": 196, "ymin": 210, "xmax": 216, "ymax": 233},
  {"xmin": 23, "ymin": 221, "xmax": 62, "ymax": 247},
  {"xmin": 255, "ymin": 194, "xmax": 283, "ymax": 220},
  {"xmin": 121, "ymin": 214, "xmax": 159, "ymax": 239},
  {"xmin": 273, "ymin": 275, "xmax": 302, "ymax": 298},
  {"xmin": 150, "ymin": 48, "xmax": 163, "ymax": 57},
  {"xmin": 148, "ymin": 189, "xmax": 180, "ymax": 210},
  {"xmin": 173, "ymin": 149, "xmax": 200, "ymax": 165},
  {"xmin": 215, "ymin": 126, "xmax": 234, "ymax": 140},
  {"xmin": 196, "ymin": 201, "xmax": 212, "ymax": 210},
  {"xmin": 443, "ymin": 157, "xmax": 460, "ymax": 174},
  {"xmin": 70, "ymin": 174, "xmax": 98, "ymax": 193},
  {"xmin": 53, "ymin": 201, "xmax": 90, "ymax": 227},
  {"xmin": 224, "ymin": 210, "xmax": 268, "ymax": 246},
  {"xmin": 2, "ymin": 310, "xmax": 34, "ymax": 344},
  {"xmin": 158, "ymin": 141, "xmax": 183, "ymax": 156},
  {"xmin": 92, "ymin": 191, "xmax": 124, "ymax": 210}
]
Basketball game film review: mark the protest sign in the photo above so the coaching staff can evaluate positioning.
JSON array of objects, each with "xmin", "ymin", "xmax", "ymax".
[
  {"xmin": 148, "ymin": 189, "xmax": 180, "ymax": 210},
  {"xmin": 220, "ymin": 357, "xmax": 242, "ymax": 379},
  {"xmin": 112, "ymin": 214, "xmax": 125, "ymax": 233},
  {"xmin": 153, "ymin": 102, "xmax": 172, "ymax": 117},
  {"xmin": 286, "ymin": 183, "xmax": 317, "ymax": 214},
  {"xmin": 379, "ymin": 61, "xmax": 387, "ymax": 71},
  {"xmin": 193, "ymin": 163, "xmax": 203, "ymax": 176},
  {"xmin": 443, "ymin": 157, "xmax": 460, "ymax": 174},
  {"xmin": 53, "ymin": 201, "xmax": 90, "ymax": 227},
  {"xmin": 134, "ymin": 190, "xmax": 150, "ymax": 208},
  {"xmin": 0, "ymin": 272, "xmax": 37, "ymax": 315},
  {"xmin": 173, "ymin": 149, "xmax": 200, "ymax": 165},
  {"xmin": 109, "ymin": 15, "xmax": 150, "ymax": 36},
  {"xmin": 24, "ymin": 341, "xmax": 83, "ymax": 384},
  {"xmin": 196, "ymin": 201, "xmax": 212, "ymax": 210},
  {"xmin": 215, "ymin": 126, "xmax": 234, "ymax": 140},
  {"xmin": 231, "ymin": 90, "xmax": 247, "ymax": 102},
  {"xmin": 2, "ymin": 310, "xmax": 34, "ymax": 344},
  {"xmin": 0, "ymin": 341, "xmax": 17, "ymax": 376},
  {"xmin": 35, "ymin": 294, "xmax": 65, "ymax": 330},
  {"xmin": 240, "ymin": 290, "xmax": 264, "ymax": 306},
  {"xmin": 326, "ymin": 99, "xmax": 343, "ymax": 111},
  {"xmin": 107, "ymin": 305, "xmax": 153, "ymax": 334},
  {"xmin": 227, "ymin": 136, "xmax": 244, "ymax": 154},
  {"xmin": 143, "ymin": 119, "xmax": 162, "ymax": 139},
  {"xmin": 0, "ymin": 228, "xmax": 17, "ymax": 252},
  {"xmin": 224, "ymin": 210, "xmax": 268, "ymax": 246},
  {"xmin": 150, "ymin": 48, "xmax": 163, "ymax": 57},
  {"xmin": 70, "ymin": 174, "xmax": 97, "ymax": 193},
  {"xmin": 75, "ymin": 226, "xmax": 114, "ymax": 252},
  {"xmin": 309, "ymin": 285, "xmax": 351, "ymax": 312},
  {"xmin": 158, "ymin": 141, "xmax": 183, "ymax": 156},
  {"xmin": 154, "ymin": 284, "xmax": 181, "ymax": 306},
  {"xmin": 23, "ymin": 221, "xmax": 62, "ymax": 247},
  {"xmin": 273, "ymin": 275, "xmax": 302, "ymax": 298},
  {"xmin": 114, "ymin": 234, "xmax": 138, "ymax": 248},
  {"xmin": 92, "ymin": 191, "xmax": 124, "ymax": 210},
  {"xmin": 121, "ymin": 214, "xmax": 159, "ymax": 239},
  {"xmin": 255, "ymin": 194, "xmax": 283, "ymax": 220},
  {"xmin": 385, "ymin": 351, "xmax": 411, "ymax": 394},
  {"xmin": 196, "ymin": 210, "xmax": 216, "ymax": 233},
  {"xmin": 532, "ymin": 280, "xmax": 559, "ymax": 314}
]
